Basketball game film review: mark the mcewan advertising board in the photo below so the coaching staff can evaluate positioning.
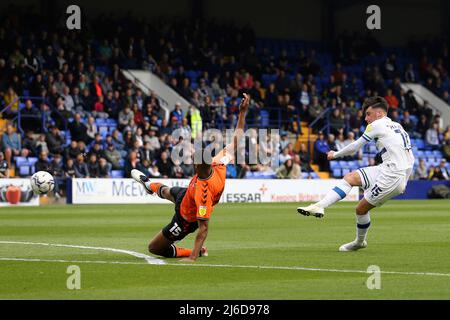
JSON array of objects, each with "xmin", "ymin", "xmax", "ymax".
[
  {"xmin": 71, "ymin": 178, "xmax": 359, "ymax": 204},
  {"xmin": 0, "ymin": 179, "xmax": 40, "ymax": 206}
]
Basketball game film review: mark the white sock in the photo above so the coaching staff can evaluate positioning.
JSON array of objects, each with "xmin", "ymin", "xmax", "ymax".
[
  {"xmin": 356, "ymin": 213, "xmax": 371, "ymax": 244},
  {"xmin": 316, "ymin": 180, "xmax": 352, "ymax": 208}
]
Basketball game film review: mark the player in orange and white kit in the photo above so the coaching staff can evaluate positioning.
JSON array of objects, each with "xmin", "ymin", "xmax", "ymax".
[{"xmin": 131, "ymin": 94, "xmax": 250, "ymax": 262}]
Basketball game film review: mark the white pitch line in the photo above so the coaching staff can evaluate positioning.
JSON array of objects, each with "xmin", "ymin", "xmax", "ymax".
[
  {"xmin": 0, "ymin": 256, "xmax": 449, "ymax": 278},
  {"xmin": 0, "ymin": 240, "xmax": 165, "ymax": 265}
]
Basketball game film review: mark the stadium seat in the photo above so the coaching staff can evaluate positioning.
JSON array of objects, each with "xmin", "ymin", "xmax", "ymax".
[
  {"xmin": 28, "ymin": 157, "xmax": 38, "ymax": 166},
  {"xmin": 339, "ymin": 161, "xmax": 349, "ymax": 168},
  {"xmin": 415, "ymin": 139, "xmax": 425, "ymax": 149},
  {"xmin": 15, "ymin": 157, "xmax": 28, "ymax": 167},
  {"xmin": 19, "ymin": 165, "xmax": 30, "ymax": 176},
  {"xmin": 111, "ymin": 170, "xmax": 124, "ymax": 178},
  {"xmin": 329, "ymin": 161, "xmax": 339, "ymax": 170},
  {"xmin": 332, "ymin": 169, "xmax": 342, "ymax": 178},
  {"xmin": 341, "ymin": 168, "xmax": 350, "ymax": 176}
]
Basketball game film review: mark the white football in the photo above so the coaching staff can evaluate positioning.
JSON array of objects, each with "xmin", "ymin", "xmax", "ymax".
[{"xmin": 30, "ymin": 171, "xmax": 55, "ymax": 195}]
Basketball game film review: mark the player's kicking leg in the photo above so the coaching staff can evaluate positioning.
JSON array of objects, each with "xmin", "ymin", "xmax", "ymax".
[
  {"xmin": 131, "ymin": 169, "xmax": 175, "ymax": 202},
  {"xmin": 297, "ymin": 171, "xmax": 361, "ymax": 218}
]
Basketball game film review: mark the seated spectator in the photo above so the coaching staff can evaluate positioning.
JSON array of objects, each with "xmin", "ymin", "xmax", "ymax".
[
  {"xmin": 86, "ymin": 116, "xmax": 97, "ymax": 143},
  {"xmin": 20, "ymin": 99, "xmax": 41, "ymax": 132},
  {"xmin": 443, "ymin": 139, "xmax": 450, "ymax": 161},
  {"xmin": 93, "ymin": 95, "xmax": 109, "ymax": 119},
  {"xmin": 64, "ymin": 141, "xmax": 80, "ymax": 160},
  {"xmin": 3, "ymin": 87, "xmax": 19, "ymax": 119},
  {"xmin": 104, "ymin": 144, "xmax": 122, "ymax": 169},
  {"xmin": 384, "ymin": 88, "xmax": 399, "ymax": 109},
  {"xmin": 335, "ymin": 133, "xmax": 348, "ymax": 151},
  {"xmin": 98, "ymin": 158, "xmax": 111, "ymax": 178},
  {"xmin": 35, "ymin": 134, "xmax": 49, "ymax": 154},
  {"xmin": 148, "ymin": 163, "xmax": 161, "ymax": 178},
  {"xmin": 279, "ymin": 147, "xmax": 291, "ymax": 164},
  {"xmin": 35, "ymin": 151, "xmax": 51, "ymax": 172},
  {"xmin": 414, "ymin": 159, "xmax": 429, "ymax": 180},
  {"xmin": 49, "ymin": 154, "xmax": 65, "ymax": 197},
  {"xmin": 64, "ymin": 158, "xmax": 76, "ymax": 178},
  {"xmin": 437, "ymin": 159, "xmax": 449, "ymax": 180},
  {"xmin": 69, "ymin": 113, "xmax": 89, "ymax": 143},
  {"xmin": 170, "ymin": 159, "xmax": 185, "ymax": 178},
  {"xmin": 118, "ymin": 105, "xmax": 134, "ymax": 130},
  {"xmin": 345, "ymin": 132, "xmax": 361, "ymax": 159},
  {"xmin": 87, "ymin": 154, "xmax": 100, "ymax": 178},
  {"xmin": 0, "ymin": 152, "xmax": 10, "ymax": 178},
  {"xmin": 298, "ymin": 143, "xmax": 312, "ymax": 172},
  {"xmin": 276, "ymin": 157, "xmax": 301, "ymax": 179},
  {"xmin": 329, "ymin": 109, "xmax": 345, "ymax": 135},
  {"xmin": 428, "ymin": 163, "xmax": 449, "ymax": 181},
  {"xmin": 425, "ymin": 122, "xmax": 441, "ymax": 150},
  {"xmin": 74, "ymin": 153, "xmax": 90, "ymax": 178},
  {"xmin": 2, "ymin": 124, "xmax": 22, "ymax": 168},
  {"xmin": 22, "ymin": 131, "xmax": 38, "ymax": 157},
  {"xmin": 314, "ymin": 132, "xmax": 330, "ymax": 171},
  {"xmin": 157, "ymin": 151, "xmax": 172, "ymax": 178},
  {"xmin": 46, "ymin": 126, "xmax": 65, "ymax": 155},
  {"xmin": 124, "ymin": 151, "xmax": 144, "ymax": 178}
]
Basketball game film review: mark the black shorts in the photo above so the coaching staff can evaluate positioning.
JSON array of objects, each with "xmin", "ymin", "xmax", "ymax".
[{"xmin": 161, "ymin": 187, "xmax": 199, "ymax": 241}]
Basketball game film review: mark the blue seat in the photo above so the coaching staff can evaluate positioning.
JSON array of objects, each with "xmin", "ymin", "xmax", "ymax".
[
  {"xmin": 118, "ymin": 158, "xmax": 125, "ymax": 168},
  {"xmin": 226, "ymin": 164, "xmax": 237, "ymax": 178},
  {"xmin": 347, "ymin": 161, "xmax": 358, "ymax": 169},
  {"xmin": 111, "ymin": 170, "xmax": 124, "ymax": 178},
  {"xmin": 301, "ymin": 172, "xmax": 309, "ymax": 179},
  {"xmin": 339, "ymin": 161, "xmax": 349, "ymax": 168},
  {"xmin": 28, "ymin": 157, "xmax": 38, "ymax": 166},
  {"xmin": 19, "ymin": 165, "xmax": 30, "ymax": 176},
  {"xmin": 342, "ymin": 168, "xmax": 350, "ymax": 176},
  {"xmin": 310, "ymin": 172, "xmax": 319, "ymax": 179},
  {"xmin": 15, "ymin": 157, "xmax": 28, "ymax": 167},
  {"xmin": 416, "ymin": 150, "xmax": 425, "ymax": 158},
  {"xmin": 415, "ymin": 139, "xmax": 425, "ymax": 149},
  {"xmin": 433, "ymin": 150, "xmax": 443, "ymax": 158},
  {"xmin": 332, "ymin": 169, "xmax": 342, "ymax": 178},
  {"xmin": 425, "ymin": 150, "xmax": 434, "ymax": 158},
  {"xmin": 330, "ymin": 161, "xmax": 339, "ymax": 170}
]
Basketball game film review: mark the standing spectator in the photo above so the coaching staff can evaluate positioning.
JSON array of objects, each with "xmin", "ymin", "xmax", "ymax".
[
  {"xmin": 2, "ymin": 124, "xmax": 22, "ymax": 168},
  {"xmin": 74, "ymin": 153, "xmax": 90, "ymax": 178},
  {"xmin": 314, "ymin": 132, "xmax": 330, "ymax": 171}
]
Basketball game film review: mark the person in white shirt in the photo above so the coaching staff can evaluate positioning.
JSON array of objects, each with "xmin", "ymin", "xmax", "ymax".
[{"xmin": 297, "ymin": 97, "xmax": 415, "ymax": 252}]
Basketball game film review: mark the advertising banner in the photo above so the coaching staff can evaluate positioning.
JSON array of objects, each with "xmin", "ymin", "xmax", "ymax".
[
  {"xmin": 71, "ymin": 178, "xmax": 359, "ymax": 204},
  {"xmin": 0, "ymin": 179, "xmax": 39, "ymax": 206}
]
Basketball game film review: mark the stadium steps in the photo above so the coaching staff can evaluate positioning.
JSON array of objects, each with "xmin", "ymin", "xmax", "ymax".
[{"xmin": 310, "ymin": 164, "xmax": 330, "ymax": 179}]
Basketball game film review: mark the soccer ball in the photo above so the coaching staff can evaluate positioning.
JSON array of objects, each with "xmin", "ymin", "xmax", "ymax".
[{"xmin": 30, "ymin": 171, "xmax": 55, "ymax": 195}]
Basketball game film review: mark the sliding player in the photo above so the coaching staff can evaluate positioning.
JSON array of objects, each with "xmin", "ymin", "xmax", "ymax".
[
  {"xmin": 131, "ymin": 94, "xmax": 250, "ymax": 262},
  {"xmin": 297, "ymin": 97, "xmax": 414, "ymax": 251}
]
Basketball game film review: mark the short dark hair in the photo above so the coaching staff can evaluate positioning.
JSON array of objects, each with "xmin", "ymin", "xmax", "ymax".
[{"xmin": 362, "ymin": 96, "xmax": 389, "ymax": 113}]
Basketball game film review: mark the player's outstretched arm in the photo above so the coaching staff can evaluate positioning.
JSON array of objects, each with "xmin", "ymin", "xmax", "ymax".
[
  {"xmin": 327, "ymin": 136, "xmax": 369, "ymax": 160},
  {"xmin": 183, "ymin": 219, "xmax": 209, "ymax": 262},
  {"xmin": 212, "ymin": 93, "xmax": 250, "ymax": 164}
]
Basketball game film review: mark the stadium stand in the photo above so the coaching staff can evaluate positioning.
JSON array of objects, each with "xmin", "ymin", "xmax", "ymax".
[{"xmin": 0, "ymin": 6, "xmax": 449, "ymax": 194}]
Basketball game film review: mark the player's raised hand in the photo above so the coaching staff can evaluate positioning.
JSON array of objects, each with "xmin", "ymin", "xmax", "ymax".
[
  {"xmin": 327, "ymin": 151, "xmax": 335, "ymax": 161},
  {"xmin": 239, "ymin": 93, "xmax": 250, "ymax": 113}
]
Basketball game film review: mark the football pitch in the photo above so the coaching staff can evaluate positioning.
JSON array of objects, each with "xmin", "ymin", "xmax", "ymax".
[{"xmin": 0, "ymin": 200, "xmax": 449, "ymax": 300}]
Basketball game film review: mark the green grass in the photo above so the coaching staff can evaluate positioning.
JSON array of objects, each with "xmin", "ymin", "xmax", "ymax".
[{"xmin": 0, "ymin": 200, "xmax": 449, "ymax": 299}]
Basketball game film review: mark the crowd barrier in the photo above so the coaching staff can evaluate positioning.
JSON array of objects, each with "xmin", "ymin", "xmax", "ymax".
[{"xmin": 0, "ymin": 178, "xmax": 447, "ymax": 206}]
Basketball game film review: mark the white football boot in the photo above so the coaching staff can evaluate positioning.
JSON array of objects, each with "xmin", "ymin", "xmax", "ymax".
[
  {"xmin": 131, "ymin": 169, "xmax": 154, "ymax": 195},
  {"xmin": 297, "ymin": 204, "xmax": 325, "ymax": 218},
  {"xmin": 338, "ymin": 240, "xmax": 367, "ymax": 252}
]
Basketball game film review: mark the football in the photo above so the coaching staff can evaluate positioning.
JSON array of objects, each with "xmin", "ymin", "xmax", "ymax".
[{"xmin": 30, "ymin": 171, "xmax": 55, "ymax": 195}]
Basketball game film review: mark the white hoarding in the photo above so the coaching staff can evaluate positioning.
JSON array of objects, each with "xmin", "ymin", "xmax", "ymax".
[
  {"xmin": 72, "ymin": 178, "xmax": 359, "ymax": 204},
  {"xmin": 0, "ymin": 179, "xmax": 40, "ymax": 206}
]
